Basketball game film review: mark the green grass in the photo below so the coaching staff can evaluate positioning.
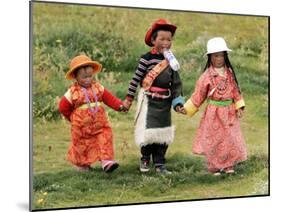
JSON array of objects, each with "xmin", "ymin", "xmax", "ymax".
[
  {"xmin": 32, "ymin": 2, "xmax": 268, "ymax": 120},
  {"xmin": 31, "ymin": 2, "xmax": 269, "ymax": 210},
  {"xmin": 32, "ymin": 154, "xmax": 267, "ymax": 209},
  {"xmin": 32, "ymin": 94, "xmax": 268, "ymax": 210}
]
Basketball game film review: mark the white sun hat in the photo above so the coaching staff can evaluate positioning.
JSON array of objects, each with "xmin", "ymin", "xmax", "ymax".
[{"xmin": 206, "ymin": 37, "xmax": 232, "ymax": 55}]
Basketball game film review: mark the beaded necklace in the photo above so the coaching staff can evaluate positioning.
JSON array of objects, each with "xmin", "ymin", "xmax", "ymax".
[{"xmin": 82, "ymin": 87, "xmax": 99, "ymax": 115}]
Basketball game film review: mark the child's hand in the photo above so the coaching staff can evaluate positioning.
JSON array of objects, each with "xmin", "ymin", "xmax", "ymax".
[
  {"xmin": 176, "ymin": 105, "xmax": 187, "ymax": 115},
  {"xmin": 236, "ymin": 108, "xmax": 243, "ymax": 118},
  {"xmin": 118, "ymin": 105, "xmax": 128, "ymax": 113},
  {"xmin": 123, "ymin": 99, "xmax": 132, "ymax": 111}
]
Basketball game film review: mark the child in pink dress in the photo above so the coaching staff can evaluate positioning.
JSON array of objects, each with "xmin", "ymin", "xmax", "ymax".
[{"xmin": 184, "ymin": 37, "xmax": 247, "ymax": 175}]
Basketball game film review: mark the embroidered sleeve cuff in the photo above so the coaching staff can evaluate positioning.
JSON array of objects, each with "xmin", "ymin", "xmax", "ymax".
[
  {"xmin": 235, "ymin": 98, "xmax": 245, "ymax": 110},
  {"xmin": 172, "ymin": 96, "xmax": 185, "ymax": 110},
  {"xmin": 184, "ymin": 99, "xmax": 199, "ymax": 117}
]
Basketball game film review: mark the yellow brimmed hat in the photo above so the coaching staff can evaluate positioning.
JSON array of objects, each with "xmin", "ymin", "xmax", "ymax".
[{"xmin": 65, "ymin": 55, "xmax": 102, "ymax": 80}]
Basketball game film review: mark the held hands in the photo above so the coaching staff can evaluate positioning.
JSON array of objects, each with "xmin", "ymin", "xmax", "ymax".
[
  {"xmin": 123, "ymin": 98, "xmax": 133, "ymax": 111},
  {"xmin": 118, "ymin": 98, "xmax": 133, "ymax": 113},
  {"xmin": 118, "ymin": 104, "xmax": 128, "ymax": 113},
  {"xmin": 176, "ymin": 105, "xmax": 187, "ymax": 115}
]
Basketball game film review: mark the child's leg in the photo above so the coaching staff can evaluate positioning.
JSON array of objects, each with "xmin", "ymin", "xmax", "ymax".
[
  {"xmin": 224, "ymin": 166, "xmax": 235, "ymax": 174},
  {"xmin": 101, "ymin": 160, "xmax": 119, "ymax": 173},
  {"xmin": 152, "ymin": 143, "xmax": 168, "ymax": 167},
  {"xmin": 140, "ymin": 144, "xmax": 153, "ymax": 162},
  {"xmin": 97, "ymin": 128, "xmax": 119, "ymax": 173},
  {"xmin": 140, "ymin": 144, "xmax": 153, "ymax": 172},
  {"xmin": 152, "ymin": 144, "xmax": 171, "ymax": 174}
]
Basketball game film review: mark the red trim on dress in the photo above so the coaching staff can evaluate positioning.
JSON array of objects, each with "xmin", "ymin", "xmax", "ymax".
[{"xmin": 58, "ymin": 96, "xmax": 73, "ymax": 121}]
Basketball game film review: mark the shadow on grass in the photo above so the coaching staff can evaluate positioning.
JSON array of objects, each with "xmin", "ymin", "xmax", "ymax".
[
  {"xmin": 168, "ymin": 153, "xmax": 268, "ymax": 185},
  {"xmin": 33, "ymin": 153, "xmax": 268, "ymax": 192},
  {"xmin": 32, "ymin": 153, "xmax": 268, "ymax": 210}
]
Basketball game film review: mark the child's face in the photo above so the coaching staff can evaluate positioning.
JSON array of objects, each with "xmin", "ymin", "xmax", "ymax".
[
  {"xmin": 152, "ymin": 30, "xmax": 173, "ymax": 54},
  {"xmin": 210, "ymin": 52, "xmax": 225, "ymax": 68},
  {"xmin": 75, "ymin": 66, "xmax": 94, "ymax": 88}
]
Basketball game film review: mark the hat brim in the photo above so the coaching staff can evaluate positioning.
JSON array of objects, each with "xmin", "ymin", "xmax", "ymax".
[
  {"xmin": 205, "ymin": 48, "xmax": 232, "ymax": 56},
  {"xmin": 145, "ymin": 23, "xmax": 177, "ymax": 47},
  {"xmin": 66, "ymin": 61, "xmax": 102, "ymax": 80}
]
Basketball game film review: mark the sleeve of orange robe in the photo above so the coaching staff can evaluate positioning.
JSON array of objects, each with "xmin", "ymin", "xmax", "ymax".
[
  {"xmin": 184, "ymin": 73, "xmax": 209, "ymax": 117},
  {"xmin": 102, "ymin": 88, "xmax": 123, "ymax": 111},
  {"xmin": 58, "ymin": 96, "xmax": 73, "ymax": 121}
]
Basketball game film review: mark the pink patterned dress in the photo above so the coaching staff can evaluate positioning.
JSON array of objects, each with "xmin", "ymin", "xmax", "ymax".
[{"xmin": 184, "ymin": 66, "xmax": 247, "ymax": 172}]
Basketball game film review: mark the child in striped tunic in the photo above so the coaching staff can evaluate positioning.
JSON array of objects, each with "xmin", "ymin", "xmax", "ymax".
[{"xmin": 123, "ymin": 19, "xmax": 186, "ymax": 174}]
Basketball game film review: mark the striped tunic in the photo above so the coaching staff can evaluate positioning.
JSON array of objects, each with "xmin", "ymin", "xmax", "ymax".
[
  {"xmin": 127, "ymin": 51, "xmax": 165, "ymax": 99},
  {"xmin": 126, "ymin": 50, "xmax": 184, "ymax": 146}
]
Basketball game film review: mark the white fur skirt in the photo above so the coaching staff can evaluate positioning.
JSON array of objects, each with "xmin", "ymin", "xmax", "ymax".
[{"xmin": 134, "ymin": 88, "xmax": 175, "ymax": 147}]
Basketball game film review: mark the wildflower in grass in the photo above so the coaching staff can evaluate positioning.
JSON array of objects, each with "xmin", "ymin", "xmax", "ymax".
[{"xmin": 37, "ymin": 198, "xmax": 44, "ymax": 204}]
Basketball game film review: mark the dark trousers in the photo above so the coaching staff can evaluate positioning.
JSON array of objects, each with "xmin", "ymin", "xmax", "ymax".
[{"xmin": 141, "ymin": 143, "xmax": 168, "ymax": 167}]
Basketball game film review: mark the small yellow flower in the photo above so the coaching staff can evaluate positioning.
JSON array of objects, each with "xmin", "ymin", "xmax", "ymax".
[
  {"xmin": 43, "ymin": 192, "xmax": 48, "ymax": 196},
  {"xmin": 37, "ymin": 198, "xmax": 44, "ymax": 204}
]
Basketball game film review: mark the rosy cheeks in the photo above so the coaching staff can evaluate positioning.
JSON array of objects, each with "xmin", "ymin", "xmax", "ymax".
[
  {"xmin": 153, "ymin": 31, "xmax": 173, "ymax": 53},
  {"xmin": 214, "ymin": 61, "xmax": 224, "ymax": 68},
  {"xmin": 76, "ymin": 75, "xmax": 93, "ymax": 88},
  {"xmin": 76, "ymin": 67, "xmax": 94, "ymax": 88},
  {"xmin": 80, "ymin": 79, "xmax": 92, "ymax": 87},
  {"xmin": 155, "ymin": 42, "xmax": 171, "ymax": 55},
  {"xmin": 210, "ymin": 53, "xmax": 225, "ymax": 68}
]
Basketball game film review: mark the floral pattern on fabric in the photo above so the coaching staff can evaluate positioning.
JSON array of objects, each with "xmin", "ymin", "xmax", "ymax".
[
  {"xmin": 191, "ymin": 67, "xmax": 247, "ymax": 171},
  {"xmin": 67, "ymin": 82, "xmax": 114, "ymax": 166}
]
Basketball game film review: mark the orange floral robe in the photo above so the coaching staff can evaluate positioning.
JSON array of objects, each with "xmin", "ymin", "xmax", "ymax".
[
  {"xmin": 184, "ymin": 67, "xmax": 247, "ymax": 171},
  {"xmin": 62, "ymin": 82, "xmax": 118, "ymax": 167}
]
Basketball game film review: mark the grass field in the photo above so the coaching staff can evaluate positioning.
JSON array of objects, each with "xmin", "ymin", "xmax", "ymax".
[
  {"xmin": 31, "ymin": 2, "xmax": 269, "ymax": 210},
  {"xmin": 32, "ymin": 94, "xmax": 268, "ymax": 210}
]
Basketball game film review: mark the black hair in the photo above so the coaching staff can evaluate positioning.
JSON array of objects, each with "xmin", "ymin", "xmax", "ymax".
[
  {"xmin": 151, "ymin": 27, "xmax": 175, "ymax": 43},
  {"xmin": 72, "ymin": 65, "xmax": 92, "ymax": 78},
  {"xmin": 204, "ymin": 52, "xmax": 241, "ymax": 93},
  {"xmin": 73, "ymin": 69, "xmax": 79, "ymax": 78}
]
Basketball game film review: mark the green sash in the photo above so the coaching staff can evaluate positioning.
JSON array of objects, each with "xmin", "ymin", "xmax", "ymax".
[{"xmin": 208, "ymin": 99, "xmax": 233, "ymax": 106}]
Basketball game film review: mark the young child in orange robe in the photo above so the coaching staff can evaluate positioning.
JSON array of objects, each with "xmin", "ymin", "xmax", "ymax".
[{"xmin": 59, "ymin": 54, "xmax": 126, "ymax": 172}]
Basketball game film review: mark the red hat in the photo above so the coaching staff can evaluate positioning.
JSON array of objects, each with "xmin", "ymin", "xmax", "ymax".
[{"xmin": 145, "ymin": 19, "xmax": 177, "ymax": 47}]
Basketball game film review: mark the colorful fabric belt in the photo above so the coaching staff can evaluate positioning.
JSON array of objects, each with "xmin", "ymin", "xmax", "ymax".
[
  {"xmin": 150, "ymin": 86, "xmax": 169, "ymax": 92},
  {"xmin": 144, "ymin": 89, "xmax": 171, "ymax": 99},
  {"xmin": 208, "ymin": 99, "xmax": 233, "ymax": 106},
  {"xmin": 78, "ymin": 102, "xmax": 101, "ymax": 110}
]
